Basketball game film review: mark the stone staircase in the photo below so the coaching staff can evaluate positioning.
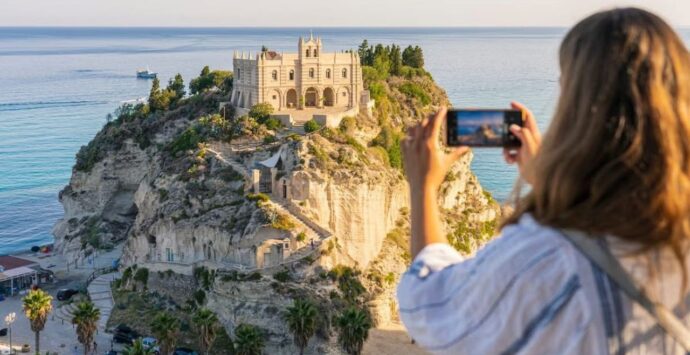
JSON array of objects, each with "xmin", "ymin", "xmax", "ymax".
[
  {"xmin": 266, "ymin": 200, "xmax": 323, "ymax": 242},
  {"xmin": 54, "ymin": 301, "xmax": 78, "ymax": 324},
  {"xmin": 207, "ymin": 148, "xmax": 252, "ymax": 181},
  {"xmin": 87, "ymin": 272, "xmax": 120, "ymax": 330}
]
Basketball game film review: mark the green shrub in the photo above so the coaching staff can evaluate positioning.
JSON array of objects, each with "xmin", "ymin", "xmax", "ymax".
[
  {"xmin": 246, "ymin": 193, "xmax": 270, "ymax": 203},
  {"xmin": 397, "ymin": 82, "xmax": 431, "ymax": 106},
  {"xmin": 368, "ymin": 82, "xmax": 386, "ymax": 103},
  {"xmin": 304, "ymin": 119, "xmax": 321, "ymax": 133},
  {"xmin": 249, "ymin": 102, "xmax": 274, "ymax": 123},
  {"xmin": 296, "ymin": 232, "xmax": 307, "ymax": 242},
  {"xmin": 273, "ymin": 269, "xmax": 291, "ymax": 283},
  {"xmin": 168, "ymin": 127, "xmax": 203, "ymax": 156},
  {"xmin": 193, "ymin": 289, "xmax": 206, "ymax": 305},
  {"xmin": 339, "ymin": 116, "xmax": 357, "ymax": 135},
  {"xmin": 371, "ymin": 125, "xmax": 403, "ymax": 169},
  {"xmin": 264, "ymin": 117, "xmax": 283, "ymax": 131},
  {"xmin": 133, "ymin": 268, "xmax": 149, "ymax": 287},
  {"xmin": 263, "ymin": 135, "xmax": 278, "ymax": 144},
  {"xmin": 272, "ymin": 213, "xmax": 296, "ymax": 231}
]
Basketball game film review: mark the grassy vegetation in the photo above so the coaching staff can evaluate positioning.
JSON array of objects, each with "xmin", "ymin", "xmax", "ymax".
[
  {"xmin": 447, "ymin": 217, "xmax": 498, "ymax": 254},
  {"xmin": 271, "ymin": 213, "xmax": 296, "ymax": 231}
]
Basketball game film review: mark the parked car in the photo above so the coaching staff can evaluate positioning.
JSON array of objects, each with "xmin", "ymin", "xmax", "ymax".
[
  {"xmin": 0, "ymin": 345, "xmax": 12, "ymax": 355},
  {"xmin": 56, "ymin": 288, "xmax": 79, "ymax": 301},
  {"xmin": 142, "ymin": 337, "xmax": 160, "ymax": 354},
  {"xmin": 113, "ymin": 324, "xmax": 140, "ymax": 344},
  {"xmin": 173, "ymin": 348, "xmax": 198, "ymax": 355}
]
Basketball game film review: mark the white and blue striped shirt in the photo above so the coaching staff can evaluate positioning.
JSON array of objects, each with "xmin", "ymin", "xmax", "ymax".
[{"xmin": 397, "ymin": 214, "xmax": 690, "ymax": 354}]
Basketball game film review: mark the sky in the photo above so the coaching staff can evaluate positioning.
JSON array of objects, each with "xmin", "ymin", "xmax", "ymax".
[{"xmin": 1, "ymin": 0, "xmax": 689, "ymax": 27}]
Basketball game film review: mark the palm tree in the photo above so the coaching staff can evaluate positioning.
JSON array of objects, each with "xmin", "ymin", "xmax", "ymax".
[
  {"xmin": 22, "ymin": 289, "xmax": 53, "ymax": 354},
  {"xmin": 284, "ymin": 299, "xmax": 317, "ymax": 355},
  {"xmin": 72, "ymin": 301, "xmax": 101, "ymax": 355},
  {"xmin": 122, "ymin": 338, "xmax": 155, "ymax": 355},
  {"xmin": 192, "ymin": 308, "xmax": 218, "ymax": 355},
  {"xmin": 336, "ymin": 307, "xmax": 371, "ymax": 355},
  {"xmin": 151, "ymin": 312, "xmax": 180, "ymax": 355},
  {"xmin": 233, "ymin": 324, "xmax": 264, "ymax": 355}
]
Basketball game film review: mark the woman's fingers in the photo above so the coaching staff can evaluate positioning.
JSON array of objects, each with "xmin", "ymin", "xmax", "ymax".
[
  {"xmin": 503, "ymin": 148, "xmax": 517, "ymax": 164},
  {"xmin": 509, "ymin": 124, "xmax": 538, "ymax": 154},
  {"xmin": 511, "ymin": 101, "xmax": 541, "ymax": 142},
  {"xmin": 426, "ymin": 107, "xmax": 448, "ymax": 139}
]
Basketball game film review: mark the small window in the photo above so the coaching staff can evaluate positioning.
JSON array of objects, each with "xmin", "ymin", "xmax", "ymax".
[
  {"xmin": 289, "ymin": 70, "xmax": 294, "ymax": 80},
  {"xmin": 272, "ymin": 70, "xmax": 277, "ymax": 81},
  {"xmin": 326, "ymin": 69, "xmax": 331, "ymax": 79},
  {"xmin": 314, "ymin": 49, "xmax": 319, "ymax": 57},
  {"xmin": 306, "ymin": 48, "xmax": 311, "ymax": 57},
  {"xmin": 272, "ymin": 95, "xmax": 277, "ymax": 99},
  {"xmin": 342, "ymin": 92, "xmax": 347, "ymax": 97},
  {"xmin": 309, "ymin": 68, "xmax": 315, "ymax": 78},
  {"xmin": 237, "ymin": 68, "xmax": 241, "ymax": 80},
  {"xmin": 342, "ymin": 68, "xmax": 347, "ymax": 78}
]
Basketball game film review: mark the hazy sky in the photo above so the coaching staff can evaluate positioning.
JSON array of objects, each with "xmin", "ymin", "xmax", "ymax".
[{"xmin": 2, "ymin": 0, "xmax": 689, "ymax": 27}]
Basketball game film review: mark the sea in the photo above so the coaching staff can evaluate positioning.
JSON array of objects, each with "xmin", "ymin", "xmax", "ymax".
[{"xmin": 1, "ymin": 27, "xmax": 688, "ymax": 255}]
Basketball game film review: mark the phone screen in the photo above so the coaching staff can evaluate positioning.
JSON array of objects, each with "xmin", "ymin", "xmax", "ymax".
[{"xmin": 446, "ymin": 109, "xmax": 522, "ymax": 147}]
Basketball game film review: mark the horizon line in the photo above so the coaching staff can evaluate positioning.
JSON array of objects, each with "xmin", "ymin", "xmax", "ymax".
[{"xmin": 0, "ymin": 25, "xmax": 574, "ymax": 29}]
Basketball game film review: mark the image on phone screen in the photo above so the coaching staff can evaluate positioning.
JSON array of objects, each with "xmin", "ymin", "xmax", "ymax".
[{"xmin": 446, "ymin": 109, "xmax": 522, "ymax": 147}]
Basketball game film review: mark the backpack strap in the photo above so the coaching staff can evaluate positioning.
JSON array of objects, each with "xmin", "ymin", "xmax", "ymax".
[{"xmin": 559, "ymin": 229, "xmax": 690, "ymax": 351}]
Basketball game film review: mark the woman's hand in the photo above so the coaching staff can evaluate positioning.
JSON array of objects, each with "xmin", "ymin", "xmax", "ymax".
[
  {"xmin": 402, "ymin": 107, "xmax": 470, "ymax": 196},
  {"xmin": 402, "ymin": 107, "xmax": 468, "ymax": 257},
  {"xmin": 503, "ymin": 102, "xmax": 542, "ymax": 184}
]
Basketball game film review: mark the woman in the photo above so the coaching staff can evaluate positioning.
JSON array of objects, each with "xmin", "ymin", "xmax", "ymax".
[{"xmin": 398, "ymin": 8, "xmax": 690, "ymax": 354}]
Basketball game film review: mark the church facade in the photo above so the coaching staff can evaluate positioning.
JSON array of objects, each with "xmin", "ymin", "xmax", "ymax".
[{"xmin": 231, "ymin": 35, "xmax": 364, "ymax": 111}]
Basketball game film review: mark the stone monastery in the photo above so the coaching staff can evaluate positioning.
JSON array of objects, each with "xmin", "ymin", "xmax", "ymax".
[{"xmin": 231, "ymin": 34, "xmax": 372, "ymax": 127}]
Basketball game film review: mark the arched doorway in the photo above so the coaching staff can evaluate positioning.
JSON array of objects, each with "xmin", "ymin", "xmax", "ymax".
[
  {"xmin": 286, "ymin": 89, "xmax": 297, "ymax": 108},
  {"xmin": 323, "ymin": 87, "xmax": 334, "ymax": 107},
  {"xmin": 305, "ymin": 87, "xmax": 318, "ymax": 107}
]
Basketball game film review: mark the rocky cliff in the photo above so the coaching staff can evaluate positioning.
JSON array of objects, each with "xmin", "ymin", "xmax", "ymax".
[{"xmin": 54, "ymin": 63, "xmax": 499, "ymax": 354}]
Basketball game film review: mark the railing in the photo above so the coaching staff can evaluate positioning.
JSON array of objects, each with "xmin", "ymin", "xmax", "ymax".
[{"xmin": 83, "ymin": 265, "xmax": 117, "ymax": 290}]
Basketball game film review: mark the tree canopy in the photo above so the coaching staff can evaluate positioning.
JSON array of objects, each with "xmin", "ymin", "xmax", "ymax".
[{"xmin": 190, "ymin": 66, "xmax": 233, "ymax": 95}]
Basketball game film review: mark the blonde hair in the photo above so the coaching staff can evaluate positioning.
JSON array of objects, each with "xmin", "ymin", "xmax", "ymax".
[{"xmin": 506, "ymin": 8, "xmax": 690, "ymax": 284}]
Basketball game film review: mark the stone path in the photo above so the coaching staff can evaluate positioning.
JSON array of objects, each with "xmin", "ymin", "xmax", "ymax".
[
  {"xmin": 87, "ymin": 272, "xmax": 120, "ymax": 330},
  {"xmin": 54, "ymin": 272, "xmax": 119, "ymax": 331}
]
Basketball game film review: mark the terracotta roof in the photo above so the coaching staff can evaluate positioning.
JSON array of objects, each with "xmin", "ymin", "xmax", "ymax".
[
  {"xmin": 264, "ymin": 51, "xmax": 281, "ymax": 60},
  {"xmin": 0, "ymin": 256, "xmax": 37, "ymax": 271}
]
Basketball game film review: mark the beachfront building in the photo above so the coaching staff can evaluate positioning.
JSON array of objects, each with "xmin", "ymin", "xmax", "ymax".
[
  {"xmin": 0, "ymin": 256, "xmax": 40, "ymax": 297},
  {"xmin": 231, "ymin": 35, "xmax": 372, "ymax": 127}
]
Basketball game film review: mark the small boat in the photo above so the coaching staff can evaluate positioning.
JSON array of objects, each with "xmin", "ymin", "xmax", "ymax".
[{"xmin": 136, "ymin": 68, "xmax": 157, "ymax": 79}]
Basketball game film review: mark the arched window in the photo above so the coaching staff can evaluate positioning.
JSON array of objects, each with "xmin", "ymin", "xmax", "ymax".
[
  {"xmin": 289, "ymin": 70, "xmax": 294, "ymax": 80},
  {"xmin": 237, "ymin": 68, "xmax": 241, "ymax": 80},
  {"xmin": 309, "ymin": 68, "xmax": 315, "ymax": 78},
  {"xmin": 306, "ymin": 48, "xmax": 311, "ymax": 57},
  {"xmin": 342, "ymin": 68, "xmax": 347, "ymax": 78},
  {"xmin": 326, "ymin": 69, "xmax": 331, "ymax": 79},
  {"xmin": 314, "ymin": 49, "xmax": 319, "ymax": 57},
  {"xmin": 272, "ymin": 70, "xmax": 277, "ymax": 81}
]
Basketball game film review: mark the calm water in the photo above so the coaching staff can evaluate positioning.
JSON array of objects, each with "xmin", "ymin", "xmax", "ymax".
[{"xmin": 1, "ymin": 27, "xmax": 688, "ymax": 255}]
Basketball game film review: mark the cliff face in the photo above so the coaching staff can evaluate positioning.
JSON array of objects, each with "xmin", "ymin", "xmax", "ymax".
[
  {"xmin": 53, "ymin": 140, "xmax": 149, "ymax": 261},
  {"xmin": 54, "ymin": 69, "xmax": 500, "ymax": 354}
]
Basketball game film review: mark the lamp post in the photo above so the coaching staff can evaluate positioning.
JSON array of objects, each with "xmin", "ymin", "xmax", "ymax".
[{"xmin": 5, "ymin": 312, "xmax": 15, "ymax": 354}]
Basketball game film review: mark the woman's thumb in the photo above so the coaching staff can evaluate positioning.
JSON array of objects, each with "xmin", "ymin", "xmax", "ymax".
[{"xmin": 445, "ymin": 146, "xmax": 469, "ymax": 167}]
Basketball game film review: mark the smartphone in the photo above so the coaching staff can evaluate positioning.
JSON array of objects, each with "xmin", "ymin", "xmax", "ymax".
[{"xmin": 446, "ymin": 108, "xmax": 523, "ymax": 147}]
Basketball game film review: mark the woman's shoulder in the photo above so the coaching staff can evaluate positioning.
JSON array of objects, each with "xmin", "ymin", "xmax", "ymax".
[
  {"xmin": 397, "ymin": 214, "xmax": 598, "ymax": 353},
  {"xmin": 475, "ymin": 213, "xmax": 583, "ymax": 274}
]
